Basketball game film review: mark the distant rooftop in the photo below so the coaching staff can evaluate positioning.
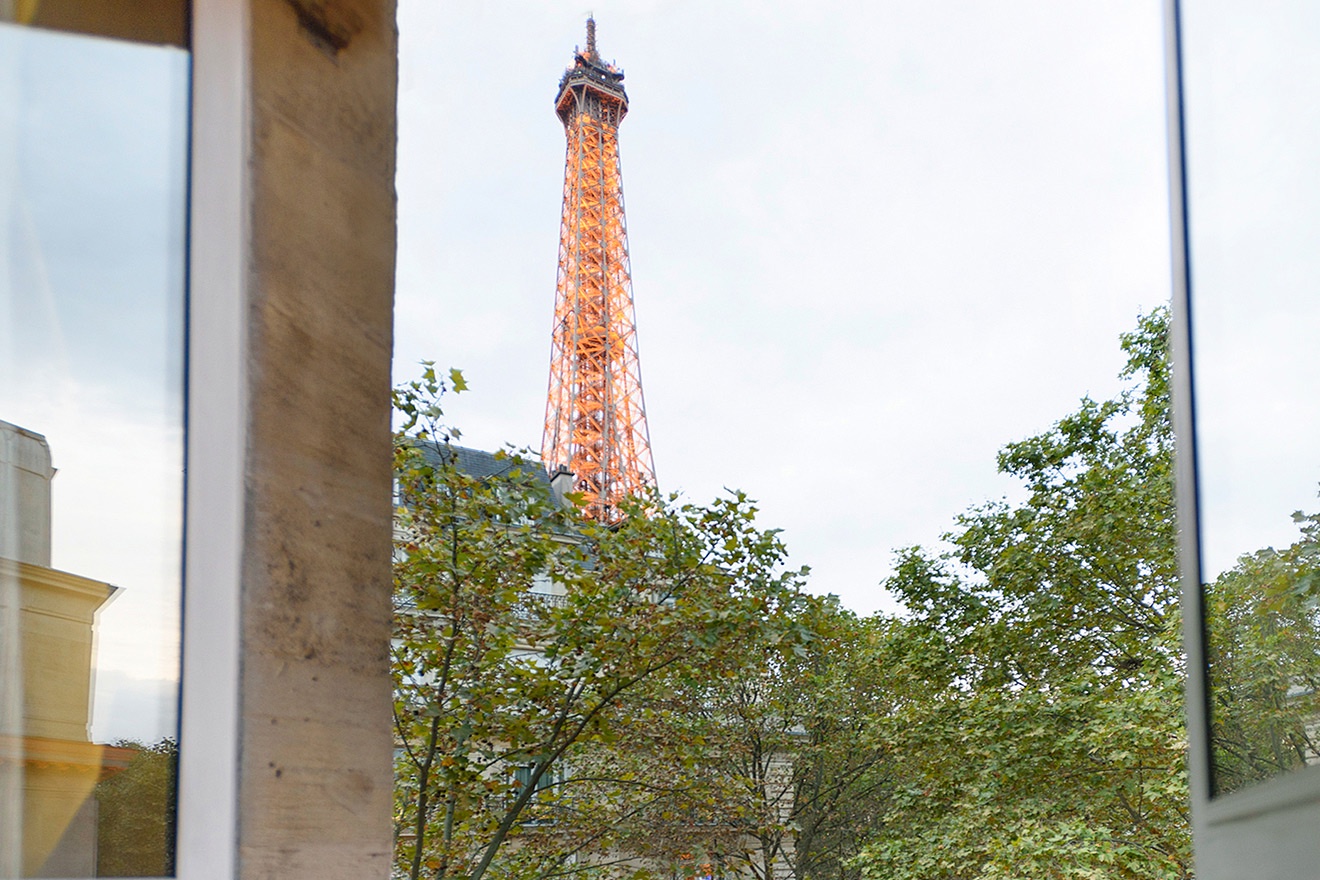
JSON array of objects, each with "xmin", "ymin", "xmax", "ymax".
[{"xmin": 411, "ymin": 441, "xmax": 552, "ymax": 489}]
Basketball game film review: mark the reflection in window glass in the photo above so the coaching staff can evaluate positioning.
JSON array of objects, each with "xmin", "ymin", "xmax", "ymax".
[
  {"xmin": 1, "ymin": 1, "xmax": 189, "ymax": 50},
  {"xmin": 0, "ymin": 23, "xmax": 188, "ymax": 877},
  {"xmin": 1183, "ymin": 0, "xmax": 1320, "ymax": 796}
]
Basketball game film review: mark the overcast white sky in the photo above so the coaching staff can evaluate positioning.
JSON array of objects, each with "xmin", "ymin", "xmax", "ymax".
[
  {"xmin": 395, "ymin": 0, "xmax": 1175, "ymax": 615},
  {"xmin": 1182, "ymin": 0, "xmax": 1320, "ymax": 579}
]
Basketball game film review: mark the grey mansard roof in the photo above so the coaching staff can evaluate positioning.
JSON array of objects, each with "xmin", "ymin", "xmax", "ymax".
[
  {"xmin": 402, "ymin": 440, "xmax": 580, "ymax": 532},
  {"xmin": 411, "ymin": 441, "xmax": 553, "ymax": 488}
]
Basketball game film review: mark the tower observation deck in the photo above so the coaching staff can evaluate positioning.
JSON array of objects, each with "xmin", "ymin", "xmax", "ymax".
[{"xmin": 542, "ymin": 19, "xmax": 656, "ymax": 522}]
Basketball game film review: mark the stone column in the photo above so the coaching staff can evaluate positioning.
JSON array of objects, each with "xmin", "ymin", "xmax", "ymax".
[{"xmin": 237, "ymin": 2, "xmax": 397, "ymax": 877}]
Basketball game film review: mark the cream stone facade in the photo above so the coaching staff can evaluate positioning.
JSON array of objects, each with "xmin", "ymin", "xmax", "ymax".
[{"xmin": 0, "ymin": 420, "xmax": 134, "ymax": 875}]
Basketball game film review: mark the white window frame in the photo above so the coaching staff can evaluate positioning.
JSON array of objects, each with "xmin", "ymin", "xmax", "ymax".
[{"xmin": 172, "ymin": 1, "xmax": 245, "ymax": 876}]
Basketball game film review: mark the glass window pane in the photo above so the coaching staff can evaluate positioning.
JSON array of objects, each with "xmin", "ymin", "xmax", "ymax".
[
  {"xmin": 1183, "ymin": 0, "xmax": 1320, "ymax": 796},
  {"xmin": 0, "ymin": 22, "xmax": 188, "ymax": 876}
]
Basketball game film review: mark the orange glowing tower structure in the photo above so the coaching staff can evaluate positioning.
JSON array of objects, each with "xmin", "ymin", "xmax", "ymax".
[{"xmin": 543, "ymin": 19, "xmax": 656, "ymax": 521}]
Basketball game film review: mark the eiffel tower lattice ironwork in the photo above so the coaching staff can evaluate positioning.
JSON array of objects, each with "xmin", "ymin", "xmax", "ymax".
[{"xmin": 542, "ymin": 18, "xmax": 656, "ymax": 522}]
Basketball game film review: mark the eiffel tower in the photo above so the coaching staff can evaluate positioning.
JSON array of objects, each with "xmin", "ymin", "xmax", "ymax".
[{"xmin": 542, "ymin": 19, "xmax": 656, "ymax": 522}]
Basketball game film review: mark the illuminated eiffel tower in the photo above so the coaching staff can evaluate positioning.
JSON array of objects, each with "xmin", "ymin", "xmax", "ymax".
[{"xmin": 542, "ymin": 19, "xmax": 656, "ymax": 522}]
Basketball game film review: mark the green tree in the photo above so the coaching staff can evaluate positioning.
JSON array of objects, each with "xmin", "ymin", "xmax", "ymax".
[
  {"xmin": 1205, "ymin": 509, "xmax": 1320, "ymax": 794},
  {"xmin": 783, "ymin": 609, "xmax": 896, "ymax": 880},
  {"xmin": 617, "ymin": 598, "xmax": 895, "ymax": 880},
  {"xmin": 854, "ymin": 308, "xmax": 1193, "ymax": 880},
  {"xmin": 392, "ymin": 366, "xmax": 809, "ymax": 880},
  {"xmin": 95, "ymin": 737, "xmax": 177, "ymax": 876}
]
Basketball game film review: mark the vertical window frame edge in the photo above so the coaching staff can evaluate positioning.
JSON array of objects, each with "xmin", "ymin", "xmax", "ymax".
[
  {"xmin": 174, "ymin": 0, "xmax": 246, "ymax": 877},
  {"xmin": 1164, "ymin": 0, "xmax": 1214, "ymax": 825}
]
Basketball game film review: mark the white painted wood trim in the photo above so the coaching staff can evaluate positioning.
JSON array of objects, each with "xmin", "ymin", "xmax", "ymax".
[{"xmin": 175, "ymin": 1, "xmax": 247, "ymax": 877}]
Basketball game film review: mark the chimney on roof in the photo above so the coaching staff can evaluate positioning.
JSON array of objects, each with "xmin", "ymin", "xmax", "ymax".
[
  {"xmin": 1, "ymin": 420, "xmax": 55, "ymax": 566},
  {"xmin": 549, "ymin": 465, "xmax": 575, "ymax": 509}
]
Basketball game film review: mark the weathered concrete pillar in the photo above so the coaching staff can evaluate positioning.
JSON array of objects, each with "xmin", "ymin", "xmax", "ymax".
[{"xmin": 236, "ymin": 2, "xmax": 397, "ymax": 877}]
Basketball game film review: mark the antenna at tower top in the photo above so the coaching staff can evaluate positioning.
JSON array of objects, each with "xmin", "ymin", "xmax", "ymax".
[{"xmin": 585, "ymin": 16, "xmax": 597, "ymax": 59}]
